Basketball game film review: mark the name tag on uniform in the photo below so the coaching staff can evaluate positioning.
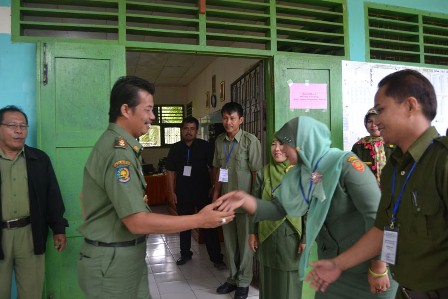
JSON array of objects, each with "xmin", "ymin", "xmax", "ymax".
[
  {"xmin": 183, "ymin": 166, "xmax": 192, "ymax": 176},
  {"xmin": 381, "ymin": 227, "xmax": 399, "ymax": 265},
  {"xmin": 218, "ymin": 168, "xmax": 228, "ymax": 182}
]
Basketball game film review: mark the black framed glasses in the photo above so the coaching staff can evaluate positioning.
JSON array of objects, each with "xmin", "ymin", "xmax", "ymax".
[{"xmin": 0, "ymin": 123, "xmax": 29, "ymax": 130}]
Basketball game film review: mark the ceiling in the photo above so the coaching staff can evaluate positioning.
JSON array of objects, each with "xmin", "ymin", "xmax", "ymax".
[{"xmin": 126, "ymin": 52, "xmax": 217, "ymax": 86}]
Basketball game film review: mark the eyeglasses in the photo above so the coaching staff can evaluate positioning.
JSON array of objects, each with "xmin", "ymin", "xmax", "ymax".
[{"xmin": 0, "ymin": 123, "xmax": 29, "ymax": 130}]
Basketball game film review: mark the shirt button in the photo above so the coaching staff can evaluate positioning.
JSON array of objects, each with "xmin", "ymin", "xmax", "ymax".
[{"xmin": 400, "ymin": 171, "xmax": 406, "ymax": 175}]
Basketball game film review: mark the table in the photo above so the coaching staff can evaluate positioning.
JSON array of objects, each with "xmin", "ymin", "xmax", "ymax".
[{"xmin": 144, "ymin": 174, "xmax": 168, "ymax": 206}]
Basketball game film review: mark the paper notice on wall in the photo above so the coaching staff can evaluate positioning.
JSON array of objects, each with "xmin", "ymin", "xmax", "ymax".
[{"xmin": 289, "ymin": 83, "xmax": 328, "ymax": 110}]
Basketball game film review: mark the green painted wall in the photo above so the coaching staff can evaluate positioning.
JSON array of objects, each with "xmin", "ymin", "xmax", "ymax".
[{"xmin": 347, "ymin": 0, "xmax": 448, "ymax": 61}]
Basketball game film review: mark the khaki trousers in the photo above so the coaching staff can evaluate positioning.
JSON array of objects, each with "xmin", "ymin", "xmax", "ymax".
[
  {"xmin": 77, "ymin": 241, "xmax": 150, "ymax": 299},
  {"xmin": 0, "ymin": 225, "xmax": 45, "ymax": 299},
  {"xmin": 222, "ymin": 213, "xmax": 253, "ymax": 287}
]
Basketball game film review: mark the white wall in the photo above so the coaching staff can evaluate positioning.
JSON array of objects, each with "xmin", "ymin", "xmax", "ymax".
[
  {"xmin": 188, "ymin": 57, "xmax": 259, "ymax": 119},
  {"xmin": 143, "ymin": 57, "xmax": 259, "ymax": 167}
]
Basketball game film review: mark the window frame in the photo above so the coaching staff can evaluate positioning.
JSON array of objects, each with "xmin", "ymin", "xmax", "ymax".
[{"xmin": 140, "ymin": 104, "xmax": 185, "ymax": 148}]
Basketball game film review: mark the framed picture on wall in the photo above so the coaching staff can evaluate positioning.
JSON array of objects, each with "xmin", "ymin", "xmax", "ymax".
[
  {"xmin": 220, "ymin": 81, "xmax": 225, "ymax": 102},
  {"xmin": 205, "ymin": 91, "xmax": 210, "ymax": 108}
]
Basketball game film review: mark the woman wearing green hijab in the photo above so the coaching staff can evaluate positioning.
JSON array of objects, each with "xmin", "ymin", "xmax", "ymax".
[
  {"xmin": 218, "ymin": 116, "xmax": 397, "ymax": 299},
  {"xmin": 250, "ymin": 138, "xmax": 304, "ymax": 299}
]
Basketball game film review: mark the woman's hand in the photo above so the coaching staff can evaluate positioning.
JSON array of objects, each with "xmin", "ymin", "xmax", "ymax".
[
  {"xmin": 298, "ymin": 243, "xmax": 306, "ymax": 254},
  {"xmin": 216, "ymin": 191, "xmax": 257, "ymax": 214}
]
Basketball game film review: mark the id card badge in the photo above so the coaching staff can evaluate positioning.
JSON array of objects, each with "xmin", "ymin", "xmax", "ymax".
[
  {"xmin": 183, "ymin": 166, "xmax": 192, "ymax": 176},
  {"xmin": 381, "ymin": 227, "xmax": 399, "ymax": 265},
  {"xmin": 218, "ymin": 168, "xmax": 228, "ymax": 182}
]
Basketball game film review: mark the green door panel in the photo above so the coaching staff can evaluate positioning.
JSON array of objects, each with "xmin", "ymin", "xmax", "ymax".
[
  {"xmin": 273, "ymin": 54, "xmax": 343, "ymax": 148},
  {"xmin": 37, "ymin": 42, "xmax": 125, "ymax": 299}
]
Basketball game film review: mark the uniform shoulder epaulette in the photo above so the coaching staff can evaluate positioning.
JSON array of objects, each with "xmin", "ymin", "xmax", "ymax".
[
  {"xmin": 434, "ymin": 136, "xmax": 448, "ymax": 150},
  {"xmin": 114, "ymin": 136, "xmax": 128, "ymax": 148}
]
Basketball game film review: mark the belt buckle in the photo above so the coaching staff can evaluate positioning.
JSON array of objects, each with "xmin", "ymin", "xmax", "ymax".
[
  {"xmin": 5, "ymin": 219, "xmax": 19, "ymax": 230},
  {"xmin": 401, "ymin": 287, "xmax": 412, "ymax": 299}
]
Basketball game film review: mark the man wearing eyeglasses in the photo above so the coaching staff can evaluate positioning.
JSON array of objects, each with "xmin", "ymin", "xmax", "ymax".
[{"xmin": 0, "ymin": 105, "xmax": 68, "ymax": 299}]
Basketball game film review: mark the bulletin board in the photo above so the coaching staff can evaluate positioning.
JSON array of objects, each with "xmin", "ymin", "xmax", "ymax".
[{"xmin": 342, "ymin": 60, "xmax": 448, "ymax": 150}]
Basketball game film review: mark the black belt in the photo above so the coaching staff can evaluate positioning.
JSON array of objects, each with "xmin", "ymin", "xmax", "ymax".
[
  {"xmin": 401, "ymin": 286, "xmax": 448, "ymax": 299},
  {"xmin": 2, "ymin": 216, "xmax": 31, "ymax": 229},
  {"xmin": 84, "ymin": 235, "xmax": 146, "ymax": 247}
]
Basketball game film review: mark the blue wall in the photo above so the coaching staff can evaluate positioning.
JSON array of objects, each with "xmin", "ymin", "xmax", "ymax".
[
  {"xmin": 0, "ymin": 2, "xmax": 35, "ymax": 297},
  {"xmin": 0, "ymin": 0, "xmax": 36, "ymax": 147},
  {"xmin": 347, "ymin": 0, "xmax": 448, "ymax": 61}
]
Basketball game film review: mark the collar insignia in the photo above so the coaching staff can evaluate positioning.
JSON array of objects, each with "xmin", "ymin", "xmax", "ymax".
[{"xmin": 114, "ymin": 137, "xmax": 128, "ymax": 148}]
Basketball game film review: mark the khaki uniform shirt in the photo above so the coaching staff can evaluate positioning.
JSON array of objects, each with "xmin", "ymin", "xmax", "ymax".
[
  {"xmin": 213, "ymin": 129, "xmax": 262, "ymax": 195},
  {"xmin": 0, "ymin": 149, "xmax": 29, "ymax": 220},
  {"xmin": 78, "ymin": 123, "xmax": 149, "ymax": 242},
  {"xmin": 374, "ymin": 127, "xmax": 448, "ymax": 291}
]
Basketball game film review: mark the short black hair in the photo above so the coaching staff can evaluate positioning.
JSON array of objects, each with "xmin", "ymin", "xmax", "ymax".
[
  {"xmin": 378, "ymin": 69, "xmax": 437, "ymax": 121},
  {"xmin": 221, "ymin": 102, "xmax": 244, "ymax": 117},
  {"xmin": 0, "ymin": 105, "xmax": 28, "ymax": 124},
  {"xmin": 182, "ymin": 116, "xmax": 199, "ymax": 130},
  {"xmin": 109, "ymin": 76, "xmax": 155, "ymax": 123}
]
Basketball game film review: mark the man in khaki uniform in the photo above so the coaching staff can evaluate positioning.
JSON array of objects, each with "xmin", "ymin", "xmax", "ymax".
[
  {"xmin": 212, "ymin": 102, "xmax": 262, "ymax": 299},
  {"xmin": 77, "ymin": 76, "xmax": 235, "ymax": 299},
  {"xmin": 0, "ymin": 105, "xmax": 67, "ymax": 299},
  {"xmin": 307, "ymin": 69, "xmax": 448, "ymax": 299}
]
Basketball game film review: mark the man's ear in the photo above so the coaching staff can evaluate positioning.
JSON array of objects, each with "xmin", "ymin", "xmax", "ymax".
[
  {"xmin": 120, "ymin": 104, "xmax": 130, "ymax": 118},
  {"xmin": 406, "ymin": 96, "xmax": 420, "ymax": 113}
]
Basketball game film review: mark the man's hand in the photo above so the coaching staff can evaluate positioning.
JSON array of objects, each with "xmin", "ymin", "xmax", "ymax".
[
  {"xmin": 305, "ymin": 259, "xmax": 342, "ymax": 292},
  {"xmin": 197, "ymin": 199, "xmax": 235, "ymax": 228},
  {"xmin": 167, "ymin": 192, "xmax": 177, "ymax": 205},
  {"xmin": 53, "ymin": 234, "xmax": 67, "ymax": 252},
  {"xmin": 216, "ymin": 190, "xmax": 257, "ymax": 214},
  {"xmin": 248, "ymin": 234, "xmax": 258, "ymax": 252}
]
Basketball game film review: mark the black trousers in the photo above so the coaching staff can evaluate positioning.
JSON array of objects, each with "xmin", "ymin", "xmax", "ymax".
[{"xmin": 176, "ymin": 197, "xmax": 223, "ymax": 263}]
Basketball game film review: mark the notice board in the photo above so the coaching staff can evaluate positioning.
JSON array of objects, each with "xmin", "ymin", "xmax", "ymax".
[{"xmin": 342, "ymin": 61, "xmax": 448, "ymax": 150}]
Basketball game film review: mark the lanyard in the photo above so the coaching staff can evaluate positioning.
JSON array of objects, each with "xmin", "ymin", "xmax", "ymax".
[
  {"xmin": 271, "ymin": 183, "xmax": 282, "ymax": 195},
  {"xmin": 224, "ymin": 140, "xmax": 236, "ymax": 167},
  {"xmin": 299, "ymin": 155, "xmax": 324, "ymax": 205},
  {"xmin": 186, "ymin": 148, "xmax": 190, "ymax": 165},
  {"xmin": 389, "ymin": 142, "xmax": 434, "ymax": 229}
]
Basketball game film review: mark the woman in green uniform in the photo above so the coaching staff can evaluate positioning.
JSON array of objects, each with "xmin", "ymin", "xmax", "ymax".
[
  {"xmin": 249, "ymin": 138, "xmax": 304, "ymax": 299},
  {"xmin": 351, "ymin": 108, "xmax": 394, "ymax": 185},
  {"xmin": 218, "ymin": 116, "xmax": 398, "ymax": 299}
]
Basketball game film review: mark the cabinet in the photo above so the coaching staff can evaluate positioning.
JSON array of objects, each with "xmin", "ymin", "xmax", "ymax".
[{"xmin": 144, "ymin": 174, "xmax": 168, "ymax": 206}]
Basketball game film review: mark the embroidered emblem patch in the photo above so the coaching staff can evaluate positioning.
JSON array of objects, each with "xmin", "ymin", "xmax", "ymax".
[
  {"xmin": 114, "ymin": 160, "xmax": 132, "ymax": 183},
  {"xmin": 350, "ymin": 158, "xmax": 365, "ymax": 172}
]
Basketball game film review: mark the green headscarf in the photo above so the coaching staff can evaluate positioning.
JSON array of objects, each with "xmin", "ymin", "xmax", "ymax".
[
  {"xmin": 274, "ymin": 116, "xmax": 346, "ymax": 280},
  {"xmin": 257, "ymin": 142, "xmax": 301, "ymax": 243}
]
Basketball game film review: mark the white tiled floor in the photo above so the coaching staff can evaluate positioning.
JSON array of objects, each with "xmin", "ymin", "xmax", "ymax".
[{"xmin": 146, "ymin": 206, "xmax": 259, "ymax": 299}]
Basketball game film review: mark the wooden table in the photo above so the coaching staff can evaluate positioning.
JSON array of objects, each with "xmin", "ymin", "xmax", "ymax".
[{"xmin": 144, "ymin": 174, "xmax": 168, "ymax": 206}]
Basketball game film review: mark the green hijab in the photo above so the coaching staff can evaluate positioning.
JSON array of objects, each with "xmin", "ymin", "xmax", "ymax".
[
  {"xmin": 274, "ymin": 116, "xmax": 346, "ymax": 280},
  {"xmin": 258, "ymin": 144, "xmax": 301, "ymax": 243}
]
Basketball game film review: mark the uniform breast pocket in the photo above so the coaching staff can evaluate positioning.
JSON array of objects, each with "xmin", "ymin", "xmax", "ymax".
[
  {"xmin": 413, "ymin": 191, "xmax": 445, "ymax": 239},
  {"xmin": 235, "ymin": 149, "xmax": 249, "ymax": 170}
]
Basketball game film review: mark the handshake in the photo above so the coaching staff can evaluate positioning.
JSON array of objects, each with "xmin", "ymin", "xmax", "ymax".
[{"xmin": 198, "ymin": 191, "xmax": 257, "ymax": 228}]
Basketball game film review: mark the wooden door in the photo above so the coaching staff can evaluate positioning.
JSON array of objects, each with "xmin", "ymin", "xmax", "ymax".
[
  {"xmin": 36, "ymin": 42, "xmax": 125, "ymax": 299},
  {"xmin": 272, "ymin": 54, "xmax": 343, "ymax": 148}
]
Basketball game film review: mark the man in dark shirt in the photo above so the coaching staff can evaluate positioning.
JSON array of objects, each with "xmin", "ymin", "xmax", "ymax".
[{"xmin": 166, "ymin": 116, "xmax": 225, "ymax": 268}]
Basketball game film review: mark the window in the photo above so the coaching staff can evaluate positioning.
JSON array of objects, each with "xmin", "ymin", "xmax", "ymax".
[{"xmin": 140, "ymin": 105, "xmax": 184, "ymax": 147}]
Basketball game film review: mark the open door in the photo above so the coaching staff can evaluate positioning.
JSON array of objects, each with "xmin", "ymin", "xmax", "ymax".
[
  {"xmin": 36, "ymin": 42, "xmax": 125, "ymax": 299},
  {"xmin": 272, "ymin": 54, "xmax": 343, "ymax": 148}
]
